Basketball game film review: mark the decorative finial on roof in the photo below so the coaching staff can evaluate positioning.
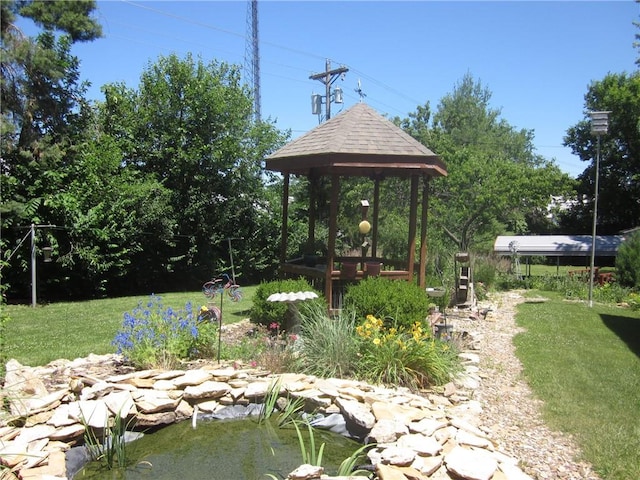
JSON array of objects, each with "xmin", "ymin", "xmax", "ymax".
[{"xmin": 355, "ymin": 79, "xmax": 367, "ymax": 103}]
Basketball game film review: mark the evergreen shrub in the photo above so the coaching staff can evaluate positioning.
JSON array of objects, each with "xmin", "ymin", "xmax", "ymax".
[
  {"xmin": 343, "ymin": 277, "xmax": 430, "ymax": 330},
  {"xmin": 616, "ymin": 231, "xmax": 640, "ymax": 289}
]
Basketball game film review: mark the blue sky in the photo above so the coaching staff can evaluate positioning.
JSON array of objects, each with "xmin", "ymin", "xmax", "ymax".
[{"xmin": 21, "ymin": 1, "xmax": 640, "ymax": 177}]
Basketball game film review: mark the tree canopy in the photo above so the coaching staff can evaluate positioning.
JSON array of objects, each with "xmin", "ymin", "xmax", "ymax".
[
  {"xmin": 1, "ymin": 2, "xmax": 287, "ymax": 300},
  {"xmin": 398, "ymin": 74, "xmax": 575, "ymax": 253},
  {"xmin": 563, "ymin": 71, "xmax": 640, "ymax": 234},
  {"xmin": 98, "ymin": 53, "xmax": 288, "ymax": 286}
]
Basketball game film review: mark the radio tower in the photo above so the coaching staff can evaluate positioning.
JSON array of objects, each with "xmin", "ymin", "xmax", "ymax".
[{"xmin": 244, "ymin": 0, "xmax": 260, "ymax": 122}]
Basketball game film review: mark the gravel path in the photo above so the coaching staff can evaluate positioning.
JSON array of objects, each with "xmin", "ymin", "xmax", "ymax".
[{"xmin": 455, "ymin": 290, "xmax": 602, "ymax": 480}]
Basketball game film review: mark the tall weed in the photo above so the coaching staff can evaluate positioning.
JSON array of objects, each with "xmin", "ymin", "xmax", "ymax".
[{"xmin": 81, "ymin": 409, "xmax": 134, "ymax": 470}]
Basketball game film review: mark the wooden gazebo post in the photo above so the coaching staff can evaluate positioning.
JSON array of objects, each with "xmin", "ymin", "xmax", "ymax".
[
  {"xmin": 419, "ymin": 175, "xmax": 430, "ymax": 289},
  {"xmin": 307, "ymin": 173, "xmax": 318, "ymax": 254},
  {"xmin": 372, "ymin": 177, "xmax": 381, "ymax": 258},
  {"xmin": 407, "ymin": 176, "xmax": 419, "ymax": 282},
  {"xmin": 325, "ymin": 174, "xmax": 340, "ymax": 304},
  {"xmin": 280, "ymin": 173, "xmax": 290, "ymax": 264}
]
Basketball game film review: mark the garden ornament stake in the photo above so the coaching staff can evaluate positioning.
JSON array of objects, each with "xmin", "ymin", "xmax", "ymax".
[{"xmin": 202, "ymin": 273, "xmax": 243, "ymax": 363}]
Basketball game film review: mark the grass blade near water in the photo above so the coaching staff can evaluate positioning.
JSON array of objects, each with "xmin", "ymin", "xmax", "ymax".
[{"xmin": 514, "ymin": 292, "xmax": 640, "ymax": 480}]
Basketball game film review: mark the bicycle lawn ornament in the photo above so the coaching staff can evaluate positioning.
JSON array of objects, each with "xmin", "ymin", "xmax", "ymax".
[
  {"xmin": 201, "ymin": 273, "xmax": 243, "ymax": 363},
  {"xmin": 202, "ymin": 273, "xmax": 243, "ymax": 308}
]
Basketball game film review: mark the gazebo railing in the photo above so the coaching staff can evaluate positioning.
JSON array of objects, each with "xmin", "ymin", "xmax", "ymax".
[{"xmin": 279, "ymin": 257, "xmax": 411, "ymax": 310}]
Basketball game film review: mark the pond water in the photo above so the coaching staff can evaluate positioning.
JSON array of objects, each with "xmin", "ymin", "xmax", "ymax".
[{"xmin": 74, "ymin": 415, "xmax": 363, "ymax": 480}]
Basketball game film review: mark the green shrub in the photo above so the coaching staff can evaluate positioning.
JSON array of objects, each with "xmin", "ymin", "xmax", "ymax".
[
  {"xmin": 593, "ymin": 281, "xmax": 630, "ymax": 304},
  {"xmin": 493, "ymin": 273, "xmax": 529, "ymax": 291},
  {"xmin": 626, "ymin": 292, "xmax": 640, "ymax": 311},
  {"xmin": 616, "ymin": 231, "xmax": 640, "ymax": 289},
  {"xmin": 343, "ymin": 277, "xmax": 430, "ymax": 330},
  {"xmin": 250, "ymin": 278, "xmax": 323, "ymax": 329}
]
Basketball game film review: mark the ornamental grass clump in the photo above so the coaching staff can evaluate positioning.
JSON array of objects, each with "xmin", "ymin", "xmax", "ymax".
[
  {"xmin": 355, "ymin": 314, "xmax": 458, "ymax": 388},
  {"xmin": 294, "ymin": 301, "xmax": 360, "ymax": 379},
  {"xmin": 112, "ymin": 294, "xmax": 218, "ymax": 369}
]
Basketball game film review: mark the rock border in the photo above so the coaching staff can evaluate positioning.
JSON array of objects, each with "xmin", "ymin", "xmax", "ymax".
[{"xmin": 2, "ymin": 341, "xmax": 535, "ymax": 480}]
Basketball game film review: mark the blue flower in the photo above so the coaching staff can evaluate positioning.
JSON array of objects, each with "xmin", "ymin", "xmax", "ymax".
[{"xmin": 123, "ymin": 312, "xmax": 135, "ymax": 329}]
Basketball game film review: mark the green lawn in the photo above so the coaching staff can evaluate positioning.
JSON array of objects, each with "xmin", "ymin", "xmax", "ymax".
[
  {"xmin": 524, "ymin": 264, "xmax": 616, "ymax": 276},
  {"xmin": 514, "ymin": 292, "xmax": 640, "ymax": 480},
  {"xmin": 3, "ymin": 287, "xmax": 256, "ymax": 367}
]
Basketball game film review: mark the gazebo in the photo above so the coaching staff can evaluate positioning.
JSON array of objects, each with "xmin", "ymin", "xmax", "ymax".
[{"xmin": 265, "ymin": 103, "xmax": 447, "ymax": 309}]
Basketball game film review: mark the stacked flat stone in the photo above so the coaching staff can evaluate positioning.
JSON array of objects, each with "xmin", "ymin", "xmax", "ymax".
[{"xmin": 1, "ymin": 350, "xmax": 532, "ymax": 480}]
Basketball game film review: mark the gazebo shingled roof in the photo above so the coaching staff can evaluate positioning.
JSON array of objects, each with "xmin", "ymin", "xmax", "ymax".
[
  {"xmin": 264, "ymin": 103, "xmax": 447, "ymax": 309},
  {"xmin": 266, "ymin": 103, "xmax": 447, "ymax": 177}
]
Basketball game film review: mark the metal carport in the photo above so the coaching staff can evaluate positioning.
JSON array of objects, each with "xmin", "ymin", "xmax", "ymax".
[{"xmin": 493, "ymin": 235, "xmax": 626, "ymax": 276}]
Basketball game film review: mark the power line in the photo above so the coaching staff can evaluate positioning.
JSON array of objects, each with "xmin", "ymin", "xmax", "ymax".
[
  {"xmin": 117, "ymin": 2, "xmax": 421, "ymax": 115},
  {"xmin": 104, "ymin": 1, "xmax": 583, "ymax": 174}
]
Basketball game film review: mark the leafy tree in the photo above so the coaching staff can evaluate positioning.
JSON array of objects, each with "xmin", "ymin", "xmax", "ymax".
[
  {"xmin": 98, "ymin": 54, "xmax": 288, "ymax": 285},
  {"xmin": 634, "ymin": 0, "xmax": 640, "ymax": 67},
  {"xmin": 562, "ymin": 72, "xmax": 640, "ymax": 234},
  {"xmin": 0, "ymin": 0, "xmax": 108, "ymax": 298},
  {"xmin": 399, "ymin": 74, "xmax": 575, "ymax": 253},
  {"xmin": 1, "ymin": 1, "xmax": 175, "ymax": 299},
  {"xmin": 43, "ymin": 133, "xmax": 176, "ymax": 297}
]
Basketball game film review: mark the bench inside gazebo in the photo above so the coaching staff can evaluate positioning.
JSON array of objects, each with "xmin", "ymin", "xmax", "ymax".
[{"xmin": 265, "ymin": 103, "xmax": 447, "ymax": 310}]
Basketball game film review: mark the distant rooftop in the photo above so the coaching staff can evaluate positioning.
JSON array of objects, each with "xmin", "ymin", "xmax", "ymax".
[{"xmin": 494, "ymin": 235, "xmax": 626, "ymax": 257}]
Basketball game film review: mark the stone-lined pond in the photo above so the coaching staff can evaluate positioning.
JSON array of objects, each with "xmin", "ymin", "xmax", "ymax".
[{"xmin": 74, "ymin": 411, "xmax": 362, "ymax": 479}]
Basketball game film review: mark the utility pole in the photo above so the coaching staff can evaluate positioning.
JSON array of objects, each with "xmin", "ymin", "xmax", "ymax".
[
  {"xmin": 244, "ymin": 0, "xmax": 260, "ymax": 122},
  {"xmin": 309, "ymin": 59, "xmax": 348, "ymax": 122},
  {"xmin": 587, "ymin": 111, "xmax": 610, "ymax": 307}
]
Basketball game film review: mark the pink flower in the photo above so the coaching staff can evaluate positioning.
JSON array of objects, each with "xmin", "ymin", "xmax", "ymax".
[
  {"xmin": 269, "ymin": 322, "xmax": 280, "ymax": 330},
  {"xmin": 289, "ymin": 334, "xmax": 298, "ymax": 342}
]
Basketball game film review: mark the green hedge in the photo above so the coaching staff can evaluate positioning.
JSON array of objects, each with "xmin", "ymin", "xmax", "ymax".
[{"xmin": 343, "ymin": 277, "xmax": 430, "ymax": 329}]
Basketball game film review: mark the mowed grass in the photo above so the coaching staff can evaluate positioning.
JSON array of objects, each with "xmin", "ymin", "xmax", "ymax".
[
  {"xmin": 3, "ymin": 287, "xmax": 256, "ymax": 367},
  {"xmin": 524, "ymin": 264, "xmax": 616, "ymax": 276},
  {"xmin": 514, "ymin": 292, "xmax": 640, "ymax": 480}
]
